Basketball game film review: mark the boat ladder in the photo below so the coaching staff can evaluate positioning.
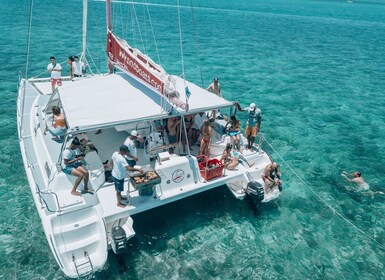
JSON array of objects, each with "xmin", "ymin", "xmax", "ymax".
[{"xmin": 72, "ymin": 251, "xmax": 94, "ymax": 277}]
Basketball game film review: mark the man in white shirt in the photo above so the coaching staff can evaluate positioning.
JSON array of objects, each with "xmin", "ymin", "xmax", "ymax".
[
  {"xmin": 111, "ymin": 145, "xmax": 143, "ymax": 208},
  {"xmin": 193, "ymin": 112, "xmax": 208, "ymax": 143},
  {"xmin": 47, "ymin": 56, "xmax": 62, "ymax": 93},
  {"xmin": 124, "ymin": 130, "xmax": 140, "ymax": 167},
  {"xmin": 72, "ymin": 56, "xmax": 85, "ymax": 77}
]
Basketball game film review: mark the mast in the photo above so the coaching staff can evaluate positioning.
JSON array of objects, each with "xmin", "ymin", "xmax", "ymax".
[
  {"xmin": 106, "ymin": 0, "xmax": 113, "ymax": 73},
  {"xmin": 81, "ymin": 0, "xmax": 87, "ymax": 64}
]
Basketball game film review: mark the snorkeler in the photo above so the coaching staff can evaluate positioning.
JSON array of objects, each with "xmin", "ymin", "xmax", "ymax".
[{"xmin": 341, "ymin": 171, "xmax": 369, "ymax": 190}]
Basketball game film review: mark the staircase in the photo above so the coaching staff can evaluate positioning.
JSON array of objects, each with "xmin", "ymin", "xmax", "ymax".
[{"xmin": 51, "ymin": 206, "xmax": 107, "ymax": 278}]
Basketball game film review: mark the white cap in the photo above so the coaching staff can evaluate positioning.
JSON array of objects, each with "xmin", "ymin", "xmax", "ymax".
[
  {"xmin": 130, "ymin": 130, "xmax": 140, "ymax": 137},
  {"xmin": 250, "ymin": 103, "xmax": 256, "ymax": 109}
]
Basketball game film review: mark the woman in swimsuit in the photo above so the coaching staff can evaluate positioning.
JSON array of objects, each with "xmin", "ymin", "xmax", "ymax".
[
  {"xmin": 224, "ymin": 115, "xmax": 241, "ymax": 150},
  {"xmin": 199, "ymin": 120, "xmax": 212, "ymax": 157},
  {"xmin": 220, "ymin": 143, "xmax": 239, "ymax": 170},
  {"xmin": 45, "ymin": 106, "xmax": 67, "ymax": 141}
]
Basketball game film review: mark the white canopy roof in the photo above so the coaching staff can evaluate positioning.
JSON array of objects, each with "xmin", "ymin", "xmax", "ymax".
[{"xmin": 39, "ymin": 73, "xmax": 233, "ymax": 131}]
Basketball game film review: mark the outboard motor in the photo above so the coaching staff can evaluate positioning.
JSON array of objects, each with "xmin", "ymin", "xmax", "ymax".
[
  {"xmin": 111, "ymin": 226, "xmax": 127, "ymax": 254},
  {"xmin": 246, "ymin": 181, "xmax": 264, "ymax": 203}
]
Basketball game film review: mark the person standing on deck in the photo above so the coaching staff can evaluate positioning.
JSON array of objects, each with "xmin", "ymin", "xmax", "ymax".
[
  {"xmin": 72, "ymin": 56, "xmax": 85, "ymax": 78},
  {"xmin": 237, "ymin": 102, "xmax": 262, "ymax": 149},
  {"xmin": 207, "ymin": 78, "xmax": 222, "ymax": 118},
  {"xmin": 111, "ymin": 145, "xmax": 143, "ymax": 208},
  {"xmin": 47, "ymin": 56, "xmax": 62, "ymax": 93},
  {"xmin": 207, "ymin": 77, "xmax": 222, "ymax": 97},
  {"xmin": 167, "ymin": 117, "xmax": 180, "ymax": 144},
  {"xmin": 124, "ymin": 130, "xmax": 140, "ymax": 167},
  {"xmin": 67, "ymin": 56, "xmax": 74, "ymax": 80}
]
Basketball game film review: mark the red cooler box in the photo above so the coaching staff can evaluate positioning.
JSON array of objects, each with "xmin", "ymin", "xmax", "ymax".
[{"xmin": 199, "ymin": 158, "xmax": 224, "ymax": 181}]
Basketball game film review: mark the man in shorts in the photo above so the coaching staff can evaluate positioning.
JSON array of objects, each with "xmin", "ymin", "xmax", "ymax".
[
  {"xmin": 47, "ymin": 56, "xmax": 62, "ymax": 93},
  {"xmin": 111, "ymin": 145, "xmax": 143, "ymax": 208},
  {"xmin": 262, "ymin": 162, "xmax": 281, "ymax": 193},
  {"xmin": 62, "ymin": 138, "xmax": 91, "ymax": 196},
  {"xmin": 243, "ymin": 103, "xmax": 262, "ymax": 149}
]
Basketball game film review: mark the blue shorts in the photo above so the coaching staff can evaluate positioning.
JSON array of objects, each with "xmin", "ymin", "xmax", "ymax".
[
  {"xmin": 63, "ymin": 162, "xmax": 81, "ymax": 175},
  {"xmin": 168, "ymin": 134, "xmax": 177, "ymax": 144},
  {"xmin": 113, "ymin": 177, "xmax": 125, "ymax": 192},
  {"xmin": 126, "ymin": 159, "xmax": 136, "ymax": 167}
]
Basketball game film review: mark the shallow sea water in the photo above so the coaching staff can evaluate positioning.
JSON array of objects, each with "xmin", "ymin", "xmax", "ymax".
[{"xmin": 1, "ymin": 0, "xmax": 385, "ymax": 279}]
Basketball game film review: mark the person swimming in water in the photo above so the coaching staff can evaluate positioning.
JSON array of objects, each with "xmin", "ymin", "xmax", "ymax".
[{"xmin": 341, "ymin": 171, "xmax": 369, "ymax": 190}]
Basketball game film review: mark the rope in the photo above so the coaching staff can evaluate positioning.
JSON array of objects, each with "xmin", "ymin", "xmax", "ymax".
[
  {"xmin": 263, "ymin": 136, "xmax": 385, "ymax": 251},
  {"xmin": 130, "ymin": 0, "xmax": 147, "ymax": 54},
  {"xmin": 176, "ymin": 0, "xmax": 186, "ymax": 83},
  {"xmin": 189, "ymin": 0, "xmax": 204, "ymax": 87},
  {"xmin": 144, "ymin": 0, "xmax": 161, "ymax": 65}
]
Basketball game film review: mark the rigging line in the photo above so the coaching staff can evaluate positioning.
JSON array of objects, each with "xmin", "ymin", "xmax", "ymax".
[
  {"xmin": 189, "ymin": 0, "xmax": 204, "ymax": 87},
  {"xmin": 176, "ymin": 0, "xmax": 186, "ymax": 83},
  {"xmin": 144, "ymin": 0, "xmax": 161, "ymax": 65},
  {"xmin": 130, "ymin": 0, "xmax": 147, "ymax": 54},
  {"xmin": 86, "ymin": 47, "xmax": 100, "ymax": 75},
  {"xmin": 263, "ymin": 137, "xmax": 385, "ymax": 251},
  {"xmin": 25, "ymin": 0, "xmax": 34, "ymax": 80}
]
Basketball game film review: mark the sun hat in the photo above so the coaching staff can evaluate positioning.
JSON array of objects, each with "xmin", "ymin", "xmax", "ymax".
[{"xmin": 130, "ymin": 130, "xmax": 140, "ymax": 137}]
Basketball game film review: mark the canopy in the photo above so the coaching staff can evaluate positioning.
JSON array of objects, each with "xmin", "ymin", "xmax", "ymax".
[{"xmin": 37, "ymin": 73, "xmax": 233, "ymax": 131}]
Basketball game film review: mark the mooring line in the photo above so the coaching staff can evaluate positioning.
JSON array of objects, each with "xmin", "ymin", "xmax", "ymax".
[{"xmin": 263, "ymin": 136, "xmax": 385, "ymax": 251}]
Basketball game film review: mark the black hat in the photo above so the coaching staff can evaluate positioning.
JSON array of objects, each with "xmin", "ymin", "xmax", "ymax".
[
  {"xmin": 119, "ymin": 145, "xmax": 129, "ymax": 153},
  {"xmin": 72, "ymin": 138, "xmax": 80, "ymax": 146}
]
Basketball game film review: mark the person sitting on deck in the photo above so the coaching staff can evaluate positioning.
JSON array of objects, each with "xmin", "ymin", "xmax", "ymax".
[
  {"xmin": 111, "ymin": 145, "xmax": 143, "ymax": 208},
  {"xmin": 262, "ymin": 162, "xmax": 281, "ymax": 194},
  {"xmin": 45, "ymin": 106, "xmax": 67, "ymax": 141},
  {"xmin": 220, "ymin": 143, "xmax": 239, "ymax": 170},
  {"xmin": 224, "ymin": 115, "xmax": 241, "ymax": 150},
  {"xmin": 62, "ymin": 138, "xmax": 92, "ymax": 196},
  {"xmin": 199, "ymin": 119, "xmax": 213, "ymax": 157}
]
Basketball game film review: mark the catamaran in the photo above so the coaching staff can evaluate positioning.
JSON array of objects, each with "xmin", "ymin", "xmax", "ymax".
[{"xmin": 17, "ymin": 0, "xmax": 280, "ymax": 277}]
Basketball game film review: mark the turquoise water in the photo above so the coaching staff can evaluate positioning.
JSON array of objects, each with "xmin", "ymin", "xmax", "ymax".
[{"xmin": 1, "ymin": 0, "xmax": 385, "ymax": 278}]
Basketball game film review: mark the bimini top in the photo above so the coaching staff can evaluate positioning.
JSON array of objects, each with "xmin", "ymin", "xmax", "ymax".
[{"xmin": 42, "ymin": 73, "xmax": 233, "ymax": 132}]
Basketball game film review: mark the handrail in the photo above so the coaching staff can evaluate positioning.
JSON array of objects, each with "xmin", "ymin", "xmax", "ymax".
[{"xmin": 30, "ymin": 162, "xmax": 62, "ymax": 213}]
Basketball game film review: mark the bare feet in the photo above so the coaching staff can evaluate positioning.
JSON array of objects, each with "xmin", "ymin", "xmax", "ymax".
[
  {"xmin": 71, "ymin": 191, "xmax": 81, "ymax": 196},
  {"xmin": 117, "ymin": 203, "xmax": 126, "ymax": 208}
]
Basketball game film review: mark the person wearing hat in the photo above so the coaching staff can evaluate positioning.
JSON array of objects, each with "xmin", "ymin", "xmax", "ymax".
[
  {"xmin": 111, "ymin": 145, "xmax": 143, "ymax": 208},
  {"xmin": 124, "ymin": 130, "xmax": 140, "ymax": 167},
  {"xmin": 62, "ymin": 138, "xmax": 91, "ymax": 196},
  {"xmin": 238, "ymin": 102, "xmax": 262, "ymax": 149},
  {"xmin": 207, "ymin": 77, "xmax": 222, "ymax": 97}
]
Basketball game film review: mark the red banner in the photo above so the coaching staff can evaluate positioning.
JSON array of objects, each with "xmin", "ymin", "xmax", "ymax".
[{"xmin": 107, "ymin": 30, "xmax": 165, "ymax": 95}]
